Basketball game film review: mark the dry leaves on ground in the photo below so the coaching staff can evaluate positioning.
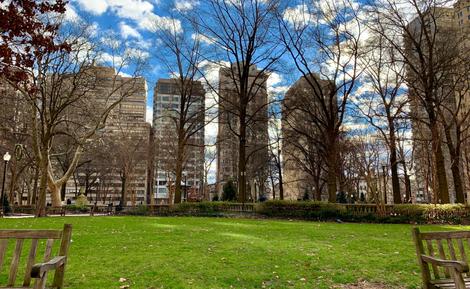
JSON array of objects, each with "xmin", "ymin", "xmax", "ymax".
[{"xmin": 332, "ymin": 280, "xmax": 405, "ymax": 289}]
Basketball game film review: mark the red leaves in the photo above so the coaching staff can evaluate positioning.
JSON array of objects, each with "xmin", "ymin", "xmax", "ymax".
[{"xmin": 0, "ymin": 0, "xmax": 70, "ymax": 86}]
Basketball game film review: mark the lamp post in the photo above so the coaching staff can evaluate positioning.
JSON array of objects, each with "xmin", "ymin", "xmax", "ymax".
[
  {"xmin": 183, "ymin": 172, "xmax": 187, "ymax": 202},
  {"xmin": 1, "ymin": 152, "xmax": 11, "ymax": 216},
  {"xmin": 382, "ymin": 164, "xmax": 387, "ymax": 204},
  {"xmin": 95, "ymin": 178, "xmax": 100, "ymax": 205}
]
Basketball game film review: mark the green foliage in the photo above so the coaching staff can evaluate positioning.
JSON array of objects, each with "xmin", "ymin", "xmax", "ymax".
[
  {"xmin": 127, "ymin": 205, "xmax": 150, "ymax": 216},
  {"xmin": 65, "ymin": 204, "xmax": 90, "ymax": 213},
  {"xmin": 170, "ymin": 202, "xmax": 248, "ymax": 216},
  {"xmin": 75, "ymin": 194, "xmax": 89, "ymax": 207},
  {"xmin": 256, "ymin": 201, "xmax": 470, "ymax": 224},
  {"xmin": 222, "ymin": 180, "xmax": 237, "ymax": 201},
  {"xmin": 257, "ymin": 200, "xmax": 346, "ymax": 221}
]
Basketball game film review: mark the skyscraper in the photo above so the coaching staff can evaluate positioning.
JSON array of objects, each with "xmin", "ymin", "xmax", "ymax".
[
  {"xmin": 282, "ymin": 74, "xmax": 336, "ymax": 201},
  {"xmin": 65, "ymin": 66, "xmax": 150, "ymax": 205},
  {"xmin": 407, "ymin": 4, "xmax": 470, "ymax": 203},
  {"xmin": 153, "ymin": 78, "xmax": 205, "ymax": 203}
]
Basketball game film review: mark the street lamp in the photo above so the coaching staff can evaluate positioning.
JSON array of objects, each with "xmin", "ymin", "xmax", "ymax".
[
  {"xmin": 183, "ymin": 172, "xmax": 187, "ymax": 202},
  {"xmin": 1, "ymin": 152, "xmax": 11, "ymax": 216},
  {"xmin": 382, "ymin": 164, "xmax": 388, "ymax": 204}
]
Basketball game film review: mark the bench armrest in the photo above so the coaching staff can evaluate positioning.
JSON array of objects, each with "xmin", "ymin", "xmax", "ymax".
[
  {"xmin": 421, "ymin": 255, "xmax": 469, "ymax": 273},
  {"xmin": 31, "ymin": 256, "xmax": 67, "ymax": 278}
]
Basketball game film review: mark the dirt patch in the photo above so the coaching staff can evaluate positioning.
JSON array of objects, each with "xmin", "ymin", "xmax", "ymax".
[{"xmin": 332, "ymin": 280, "xmax": 405, "ymax": 289}]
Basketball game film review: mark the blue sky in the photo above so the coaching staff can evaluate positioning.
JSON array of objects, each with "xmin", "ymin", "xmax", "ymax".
[{"xmin": 65, "ymin": 0, "xmax": 293, "ymax": 124}]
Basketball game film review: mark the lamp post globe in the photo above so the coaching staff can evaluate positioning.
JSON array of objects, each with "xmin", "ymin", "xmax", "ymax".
[
  {"xmin": 1, "ymin": 152, "xmax": 11, "ymax": 216},
  {"xmin": 3, "ymin": 152, "xmax": 11, "ymax": 162}
]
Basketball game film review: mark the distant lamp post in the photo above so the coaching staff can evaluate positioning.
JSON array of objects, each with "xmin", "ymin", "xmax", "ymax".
[
  {"xmin": 95, "ymin": 178, "xmax": 100, "ymax": 205},
  {"xmin": 382, "ymin": 164, "xmax": 387, "ymax": 204},
  {"xmin": 183, "ymin": 172, "xmax": 187, "ymax": 202},
  {"xmin": 1, "ymin": 152, "xmax": 11, "ymax": 216}
]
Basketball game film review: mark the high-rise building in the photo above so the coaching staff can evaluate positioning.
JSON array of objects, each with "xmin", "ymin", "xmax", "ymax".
[
  {"xmin": 282, "ymin": 74, "xmax": 336, "ymax": 201},
  {"xmin": 407, "ymin": 4, "xmax": 470, "ymax": 203},
  {"xmin": 216, "ymin": 63, "xmax": 269, "ymax": 200},
  {"xmin": 153, "ymin": 78, "xmax": 205, "ymax": 203},
  {"xmin": 455, "ymin": 0, "xmax": 470, "ymax": 200},
  {"xmin": 65, "ymin": 66, "xmax": 150, "ymax": 205}
]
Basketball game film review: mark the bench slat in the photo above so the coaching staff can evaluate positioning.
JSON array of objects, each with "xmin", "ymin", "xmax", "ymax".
[
  {"xmin": 422, "ymin": 231, "xmax": 470, "ymax": 240},
  {"xmin": 44, "ymin": 239, "xmax": 54, "ymax": 262},
  {"xmin": 8, "ymin": 239, "xmax": 24, "ymax": 286},
  {"xmin": 0, "ymin": 231, "xmax": 61, "ymax": 240},
  {"xmin": 437, "ymin": 239, "xmax": 451, "ymax": 278},
  {"xmin": 23, "ymin": 239, "xmax": 38, "ymax": 287},
  {"xmin": 447, "ymin": 239, "xmax": 457, "ymax": 260},
  {"xmin": 0, "ymin": 239, "xmax": 8, "ymax": 273},
  {"xmin": 427, "ymin": 239, "xmax": 441, "ymax": 279}
]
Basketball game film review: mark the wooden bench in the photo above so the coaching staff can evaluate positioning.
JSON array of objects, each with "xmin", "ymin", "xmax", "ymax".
[
  {"xmin": 413, "ymin": 227, "xmax": 470, "ymax": 289},
  {"xmin": 0, "ymin": 224, "xmax": 72, "ymax": 289}
]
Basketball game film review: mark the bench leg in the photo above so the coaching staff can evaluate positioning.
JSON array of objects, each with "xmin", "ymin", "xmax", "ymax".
[{"xmin": 33, "ymin": 272, "xmax": 47, "ymax": 289}]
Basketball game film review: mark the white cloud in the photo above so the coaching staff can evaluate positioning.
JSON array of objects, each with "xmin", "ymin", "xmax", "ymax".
[
  {"xmin": 119, "ymin": 22, "xmax": 142, "ymax": 39},
  {"xmin": 64, "ymin": 4, "xmax": 81, "ymax": 22},
  {"xmin": 139, "ymin": 13, "xmax": 182, "ymax": 33},
  {"xmin": 146, "ymin": 105, "xmax": 153, "ymax": 124},
  {"xmin": 108, "ymin": 0, "xmax": 154, "ymax": 19},
  {"xmin": 76, "ymin": 0, "xmax": 108, "ymax": 15},
  {"xmin": 175, "ymin": 0, "xmax": 199, "ymax": 11}
]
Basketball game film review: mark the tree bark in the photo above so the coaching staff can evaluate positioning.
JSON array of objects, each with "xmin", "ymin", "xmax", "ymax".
[
  {"xmin": 430, "ymin": 122, "xmax": 450, "ymax": 203},
  {"xmin": 326, "ymin": 138, "xmax": 338, "ymax": 202},
  {"xmin": 443, "ymin": 127, "xmax": 465, "ymax": 203},
  {"xmin": 36, "ymin": 157, "xmax": 48, "ymax": 217}
]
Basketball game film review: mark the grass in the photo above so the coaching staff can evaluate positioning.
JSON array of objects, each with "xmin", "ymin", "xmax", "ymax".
[{"xmin": 0, "ymin": 216, "xmax": 462, "ymax": 289}]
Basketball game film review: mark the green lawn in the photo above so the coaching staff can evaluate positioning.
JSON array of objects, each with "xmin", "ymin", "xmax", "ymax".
[{"xmin": 0, "ymin": 216, "xmax": 460, "ymax": 288}]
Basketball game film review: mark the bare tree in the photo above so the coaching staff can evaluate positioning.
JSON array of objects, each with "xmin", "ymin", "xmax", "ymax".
[
  {"xmin": 267, "ymin": 106, "xmax": 284, "ymax": 200},
  {"xmin": 278, "ymin": 0, "xmax": 365, "ymax": 202},
  {"xmin": 191, "ymin": 0, "xmax": 285, "ymax": 202},
  {"xmin": 3, "ymin": 20, "xmax": 146, "ymax": 216},
  {"xmin": 151, "ymin": 14, "xmax": 207, "ymax": 204},
  {"xmin": 354, "ymin": 31, "xmax": 409, "ymax": 204},
  {"xmin": 369, "ymin": 0, "xmax": 468, "ymax": 203}
]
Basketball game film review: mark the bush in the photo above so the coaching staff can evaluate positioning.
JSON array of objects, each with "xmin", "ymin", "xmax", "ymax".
[
  {"xmin": 222, "ymin": 180, "xmax": 237, "ymax": 201},
  {"xmin": 65, "ymin": 204, "xmax": 90, "ymax": 213},
  {"xmin": 75, "ymin": 194, "xmax": 89, "ymax": 207},
  {"xmin": 257, "ymin": 200, "xmax": 347, "ymax": 221},
  {"xmin": 128, "ymin": 205, "xmax": 150, "ymax": 216}
]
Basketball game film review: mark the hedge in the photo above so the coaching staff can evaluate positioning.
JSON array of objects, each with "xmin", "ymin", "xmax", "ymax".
[{"xmin": 256, "ymin": 201, "xmax": 470, "ymax": 224}]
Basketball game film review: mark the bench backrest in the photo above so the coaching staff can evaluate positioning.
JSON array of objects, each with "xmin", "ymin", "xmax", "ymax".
[
  {"xmin": 413, "ymin": 227, "xmax": 470, "ymax": 284},
  {"xmin": 0, "ymin": 224, "xmax": 72, "ymax": 288}
]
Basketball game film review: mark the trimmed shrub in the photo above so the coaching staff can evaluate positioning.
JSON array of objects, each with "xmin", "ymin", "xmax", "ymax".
[
  {"xmin": 256, "ymin": 200, "xmax": 347, "ymax": 221},
  {"xmin": 65, "ymin": 204, "xmax": 90, "ymax": 213},
  {"xmin": 127, "ymin": 205, "xmax": 150, "ymax": 216}
]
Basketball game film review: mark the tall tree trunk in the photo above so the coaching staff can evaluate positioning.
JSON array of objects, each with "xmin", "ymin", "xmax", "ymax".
[
  {"xmin": 120, "ymin": 172, "xmax": 127, "ymax": 205},
  {"xmin": 31, "ymin": 167, "xmax": 39, "ymax": 205},
  {"xmin": 60, "ymin": 183, "xmax": 66, "ymax": 202},
  {"xmin": 388, "ymin": 124, "xmax": 401, "ymax": 204},
  {"xmin": 36, "ymin": 158, "xmax": 48, "ymax": 217},
  {"xmin": 326, "ymin": 140, "xmax": 337, "ymax": 202},
  {"xmin": 443, "ymin": 125, "xmax": 465, "ymax": 203},
  {"xmin": 146, "ymin": 128, "xmax": 155, "ymax": 205},
  {"xmin": 48, "ymin": 182, "xmax": 61, "ymax": 206},
  {"xmin": 277, "ymin": 161, "xmax": 284, "ymax": 200},
  {"xmin": 174, "ymin": 138, "xmax": 185, "ymax": 204},
  {"xmin": 429, "ymin": 115, "xmax": 449, "ymax": 203},
  {"xmin": 238, "ymin": 109, "xmax": 247, "ymax": 203},
  {"xmin": 402, "ymin": 162, "xmax": 412, "ymax": 202}
]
